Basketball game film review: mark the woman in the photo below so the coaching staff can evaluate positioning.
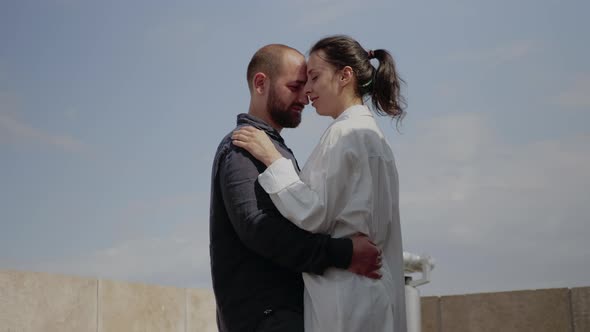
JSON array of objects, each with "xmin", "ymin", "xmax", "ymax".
[{"xmin": 232, "ymin": 35, "xmax": 407, "ymax": 332}]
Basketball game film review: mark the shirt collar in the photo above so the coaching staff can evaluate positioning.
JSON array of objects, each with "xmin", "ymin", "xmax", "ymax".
[
  {"xmin": 335, "ymin": 104, "xmax": 373, "ymax": 121},
  {"xmin": 236, "ymin": 113, "xmax": 285, "ymax": 144}
]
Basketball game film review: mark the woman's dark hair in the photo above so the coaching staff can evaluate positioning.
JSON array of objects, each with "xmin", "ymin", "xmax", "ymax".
[{"xmin": 309, "ymin": 35, "xmax": 406, "ymax": 121}]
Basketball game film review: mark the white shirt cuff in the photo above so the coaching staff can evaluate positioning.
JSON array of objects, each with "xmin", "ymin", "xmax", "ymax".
[{"xmin": 258, "ymin": 157, "xmax": 300, "ymax": 194}]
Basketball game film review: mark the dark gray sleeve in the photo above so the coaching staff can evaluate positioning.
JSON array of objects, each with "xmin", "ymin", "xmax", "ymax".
[{"xmin": 219, "ymin": 147, "xmax": 352, "ymax": 274}]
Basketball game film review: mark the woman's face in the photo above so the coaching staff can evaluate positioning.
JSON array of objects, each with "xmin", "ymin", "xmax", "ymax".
[{"xmin": 304, "ymin": 51, "xmax": 343, "ymax": 118}]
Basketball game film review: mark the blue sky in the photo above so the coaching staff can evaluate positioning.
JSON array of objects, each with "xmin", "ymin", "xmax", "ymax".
[{"xmin": 1, "ymin": 0, "xmax": 589, "ymax": 296}]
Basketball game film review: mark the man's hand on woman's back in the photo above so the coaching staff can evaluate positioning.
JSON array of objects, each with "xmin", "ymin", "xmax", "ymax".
[{"xmin": 348, "ymin": 233, "xmax": 382, "ymax": 279}]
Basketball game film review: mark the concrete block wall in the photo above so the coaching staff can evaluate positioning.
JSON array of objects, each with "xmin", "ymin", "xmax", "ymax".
[
  {"xmin": 0, "ymin": 270, "xmax": 216, "ymax": 332},
  {"xmin": 421, "ymin": 287, "xmax": 590, "ymax": 332},
  {"xmin": 1, "ymin": 269, "xmax": 589, "ymax": 331},
  {"xmin": 0, "ymin": 270, "xmax": 97, "ymax": 331},
  {"xmin": 572, "ymin": 287, "xmax": 590, "ymax": 332}
]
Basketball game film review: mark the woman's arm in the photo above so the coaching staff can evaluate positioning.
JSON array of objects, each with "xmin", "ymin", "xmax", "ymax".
[{"xmin": 233, "ymin": 125, "xmax": 364, "ymax": 234}]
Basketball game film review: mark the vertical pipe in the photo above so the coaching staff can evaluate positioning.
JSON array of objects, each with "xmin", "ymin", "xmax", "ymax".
[{"xmin": 405, "ymin": 276, "xmax": 422, "ymax": 332}]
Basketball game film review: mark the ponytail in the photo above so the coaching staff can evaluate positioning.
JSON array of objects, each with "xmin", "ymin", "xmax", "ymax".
[{"xmin": 370, "ymin": 49, "xmax": 406, "ymax": 120}]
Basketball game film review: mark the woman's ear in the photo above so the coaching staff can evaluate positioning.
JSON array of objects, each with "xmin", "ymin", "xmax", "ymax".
[
  {"xmin": 340, "ymin": 66, "xmax": 354, "ymax": 87},
  {"xmin": 253, "ymin": 73, "xmax": 267, "ymax": 95}
]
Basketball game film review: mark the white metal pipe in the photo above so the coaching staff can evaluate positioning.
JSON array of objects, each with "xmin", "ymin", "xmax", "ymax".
[
  {"xmin": 403, "ymin": 251, "xmax": 435, "ymax": 332},
  {"xmin": 405, "ymin": 281, "xmax": 422, "ymax": 332}
]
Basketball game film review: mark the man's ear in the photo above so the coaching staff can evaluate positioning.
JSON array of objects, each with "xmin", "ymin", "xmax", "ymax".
[
  {"xmin": 253, "ymin": 73, "xmax": 267, "ymax": 95},
  {"xmin": 340, "ymin": 66, "xmax": 354, "ymax": 87}
]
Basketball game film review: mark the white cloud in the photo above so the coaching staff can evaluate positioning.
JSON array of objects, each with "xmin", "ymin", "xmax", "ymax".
[
  {"xmin": 31, "ymin": 192, "xmax": 213, "ymax": 288},
  {"xmin": 35, "ymin": 232, "xmax": 211, "ymax": 288},
  {"xmin": 0, "ymin": 110, "xmax": 88, "ymax": 153},
  {"xmin": 395, "ymin": 112, "xmax": 590, "ymax": 295},
  {"xmin": 0, "ymin": 93, "xmax": 89, "ymax": 153},
  {"xmin": 449, "ymin": 40, "xmax": 537, "ymax": 65},
  {"xmin": 554, "ymin": 76, "xmax": 590, "ymax": 108}
]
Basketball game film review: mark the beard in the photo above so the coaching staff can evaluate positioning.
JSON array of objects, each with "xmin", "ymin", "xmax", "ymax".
[{"xmin": 267, "ymin": 86, "xmax": 303, "ymax": 129}]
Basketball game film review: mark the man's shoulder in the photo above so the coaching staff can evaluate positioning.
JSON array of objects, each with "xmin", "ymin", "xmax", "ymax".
[
  {"xmin": 214, "ymin": 131, "xmax": 233, "ymax": 155},
  {"xmin": 214, "ymin": 131, "xmax": 261, "ymax": 173}
]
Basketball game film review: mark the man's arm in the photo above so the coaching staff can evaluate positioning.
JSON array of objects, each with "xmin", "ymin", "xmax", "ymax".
[{"xmin": 219, "ymin": 147, "xmax": 350, "ymax": 274}]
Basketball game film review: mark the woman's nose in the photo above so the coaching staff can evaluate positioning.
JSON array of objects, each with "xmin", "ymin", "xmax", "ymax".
[{"xmin": 304, "ymin": 82, "xmax": 312, "ymax": 95}]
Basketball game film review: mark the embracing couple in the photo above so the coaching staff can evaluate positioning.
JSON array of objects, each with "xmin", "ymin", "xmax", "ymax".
[{"xmin": 210, "ymin": 35, "xmax": 407, "ymax": 332}]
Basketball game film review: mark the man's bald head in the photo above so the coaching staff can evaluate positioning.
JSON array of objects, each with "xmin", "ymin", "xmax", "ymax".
[{"xmin": 246, "ymin": 44, "xmax": 303, "ymax": 92}]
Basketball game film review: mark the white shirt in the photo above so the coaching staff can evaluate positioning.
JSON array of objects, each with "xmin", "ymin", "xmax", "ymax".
[{"xmin": 258, "ymin": 105, "xmax": 407, "ymax": 332}]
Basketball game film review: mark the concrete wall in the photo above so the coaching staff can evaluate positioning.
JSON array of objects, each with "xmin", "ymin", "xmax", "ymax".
[
  {"xmin": 1, "ymin": 270, "xmax": 589, "ymax": 331},
  {"xmin": 0, "ymin": 270, "xmax": 216, "ymax": 332},
  {"xmin": 421, "ymin": 287, "xmax": 590, "ymax": 332}
]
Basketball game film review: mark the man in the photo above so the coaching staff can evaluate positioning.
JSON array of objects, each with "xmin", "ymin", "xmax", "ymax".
[{"xmin": 209, "ymin": 44, "xmax": 382, "ymax": 332}]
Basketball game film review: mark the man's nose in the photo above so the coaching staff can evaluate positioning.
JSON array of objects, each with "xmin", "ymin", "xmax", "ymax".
[{"xmin": 297, "ymin": 89, "xmax": 309, "ymax": 105}]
